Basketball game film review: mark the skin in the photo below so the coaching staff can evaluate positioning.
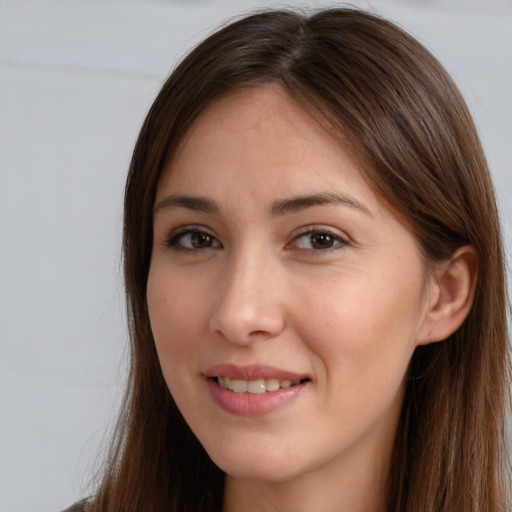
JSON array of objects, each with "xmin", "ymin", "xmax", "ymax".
[{"xmin": 147, "ymin": 85, "xmax": 474, "ymax": 512}]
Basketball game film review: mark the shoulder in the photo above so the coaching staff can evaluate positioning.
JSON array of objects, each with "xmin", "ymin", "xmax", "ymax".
[{"xmin": 60, "ymin": 499, "xmax": 90, "ymax": 512}]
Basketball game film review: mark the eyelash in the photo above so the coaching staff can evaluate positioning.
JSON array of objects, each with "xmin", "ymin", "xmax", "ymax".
[
  {"xmin": 165, "ymin": 225, "xmax": 221, "ymax": 252},
  {"xmin": 289, "ymin": 227, "xmax": 349, "ymax": 253},
  {"xmin": 164, "ymin": 225, "xmax": 349, "ymax": 253}
]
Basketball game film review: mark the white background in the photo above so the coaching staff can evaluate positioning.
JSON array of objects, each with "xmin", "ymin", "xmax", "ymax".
[{"xmin": 1, "ymin": 1, "xmax": 511, "ymax": 511}]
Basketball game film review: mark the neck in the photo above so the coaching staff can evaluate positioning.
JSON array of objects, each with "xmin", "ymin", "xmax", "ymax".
[{"xmin": 222, "ymin": 443, "xmax": 392, "ymax": 512}]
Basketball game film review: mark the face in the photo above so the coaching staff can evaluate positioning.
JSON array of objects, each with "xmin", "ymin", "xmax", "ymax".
[{"xmin": 147, "ymin": 85, "xmax": 433, "ymax": 486}]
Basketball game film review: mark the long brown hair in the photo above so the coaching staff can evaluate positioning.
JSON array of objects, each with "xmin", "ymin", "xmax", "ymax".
[{"xmin": 89, "ymin": 8, "xmax": 510, "ymax": 512}]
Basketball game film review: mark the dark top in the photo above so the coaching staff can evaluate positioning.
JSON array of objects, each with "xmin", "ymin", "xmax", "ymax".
[{"xmin": 61, "ymin": 500, "xmax": 88, "ymax": 512}]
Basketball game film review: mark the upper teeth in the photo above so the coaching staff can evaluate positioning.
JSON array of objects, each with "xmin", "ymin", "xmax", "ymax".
[{"xmin": 217, "ymin": 377, "xmax": 302, "ymax": 394}]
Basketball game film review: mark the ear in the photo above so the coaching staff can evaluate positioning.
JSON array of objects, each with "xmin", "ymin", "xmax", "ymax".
[{"xmin": 417, "ymin": 245, "xmax": 478, "ymax": 346}]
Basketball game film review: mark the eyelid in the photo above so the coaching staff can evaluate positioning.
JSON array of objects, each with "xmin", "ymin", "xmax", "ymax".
[
  {"xmin": 165, "ymin": 224, "xmax": 222, "ymax": 249},
  {"xmin": 287, "ymin": 225, "xmax": 350, "ymax": 251},
  {"xmin": 162, "ymin": 223, "xmax": 349, "ymax": 252}
]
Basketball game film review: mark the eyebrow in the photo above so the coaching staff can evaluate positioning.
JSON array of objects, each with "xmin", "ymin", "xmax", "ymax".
[
  {"xmin": 153, "ymin": 194, "xmax": 220, "ymax": 214},
  {"xmin": 271, "ymin": 192, "xmax": 372, "ymax": 216},
  {"xmin": 153, "ymin": 191, "xmax": 371, "ymax": 216}
]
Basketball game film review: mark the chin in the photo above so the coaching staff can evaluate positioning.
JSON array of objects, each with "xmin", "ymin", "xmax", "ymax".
[{"xmin": 205, "ymin": 442, "xmax": 313, "ymax": 484}]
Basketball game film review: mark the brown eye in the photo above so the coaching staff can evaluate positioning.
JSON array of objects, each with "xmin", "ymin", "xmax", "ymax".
[
  {"xmin": 292, "ymin": 229, "xmax": 348, "ymax": 252},
  {"xmin": 167, "ymin": 228, "xmax": 221, "ymax": 250},
  {"xmin": 190, "ymin": 232, "xmax": 214, "ymax": 248},
  {"xmin": 310, "ymin": 232, "xmax": 335, "ymax": 249}
]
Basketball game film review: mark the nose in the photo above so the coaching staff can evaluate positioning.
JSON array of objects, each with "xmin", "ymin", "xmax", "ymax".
[{"xmin": 208, "ymin": 249, "xmax": 286, "ymax": 345}]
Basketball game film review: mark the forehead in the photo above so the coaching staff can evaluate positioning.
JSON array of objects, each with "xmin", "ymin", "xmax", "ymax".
[{"xmin": 157, "ymin": 85, "xmax": 379, "ymax": 212}]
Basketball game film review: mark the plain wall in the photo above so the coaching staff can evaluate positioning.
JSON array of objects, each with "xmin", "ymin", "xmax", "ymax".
[{"xmin": 1, "ymin": 1, "xmax": 511, "ymax": 510}]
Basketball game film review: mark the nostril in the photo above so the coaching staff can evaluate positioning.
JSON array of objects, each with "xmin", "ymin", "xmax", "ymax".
[{"xmin": 248, "ymin": 330, "xmax": 270, "ymax": 337}]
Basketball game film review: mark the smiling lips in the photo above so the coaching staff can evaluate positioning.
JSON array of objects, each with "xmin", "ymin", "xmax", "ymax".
[
  {"xmin": 204, "ymin": 364, "xmax": 309, "ymax": 416},
  {"xmin": 217, "ymin": 376, "xmax": 304, "ymax": 394}
]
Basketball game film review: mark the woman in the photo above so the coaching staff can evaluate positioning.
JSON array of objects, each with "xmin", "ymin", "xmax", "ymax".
[{"xmin": 71, "ymin": 7, "xmax": 510, "ymax": 512}]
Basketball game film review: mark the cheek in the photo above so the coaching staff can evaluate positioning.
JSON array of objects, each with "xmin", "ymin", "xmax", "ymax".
[
  {"xmin": 147, "ymin": 267, "xmax": 208, "ymax": 372},
  {"xmin": 294, "ymin": 266, "xmax": 425, "ymax": 385}
]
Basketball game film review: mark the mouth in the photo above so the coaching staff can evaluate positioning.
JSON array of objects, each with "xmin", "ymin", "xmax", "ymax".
[
  {"xmin": 204, "ymin": 364, "xmax": 309, "ymax": 415},
  {"xmin": 213, "ymin": 376, "xmax": 309, "ymax": 394}
]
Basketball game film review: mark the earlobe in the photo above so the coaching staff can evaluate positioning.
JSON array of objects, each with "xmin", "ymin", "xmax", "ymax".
[{"xmin": 417, "ymin": 245, "xmax": 478, "ymax": 346}]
